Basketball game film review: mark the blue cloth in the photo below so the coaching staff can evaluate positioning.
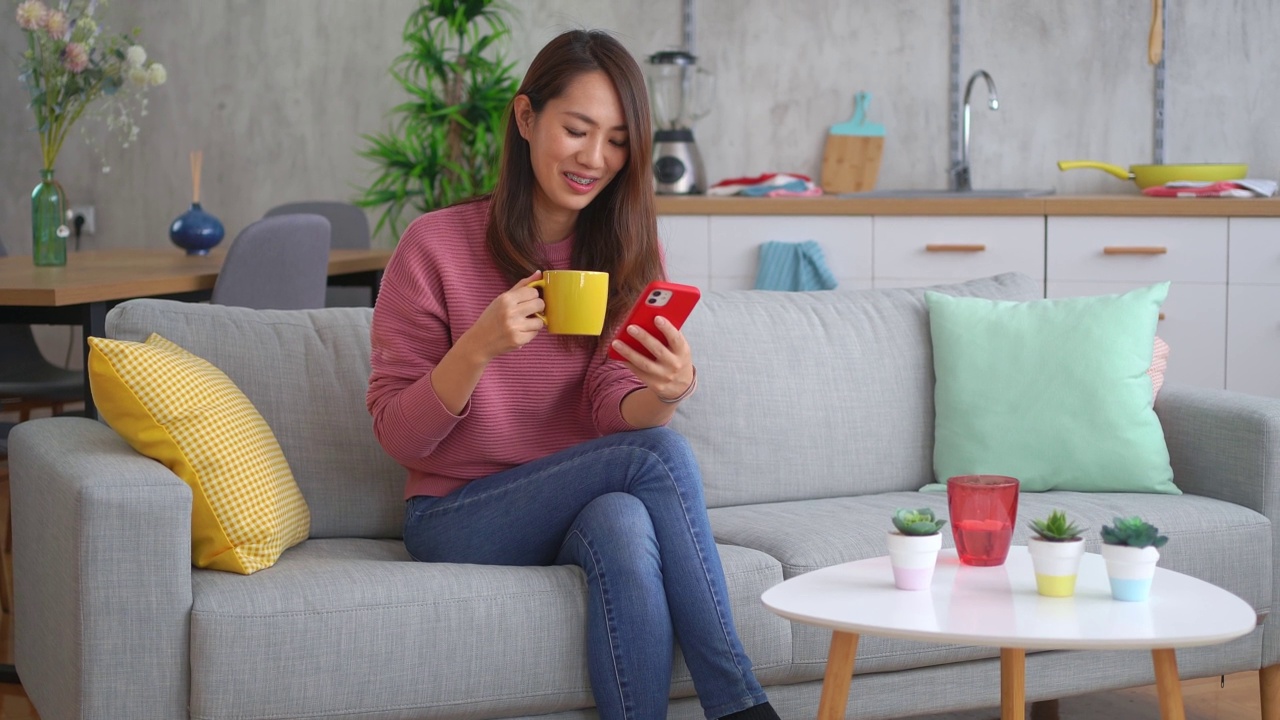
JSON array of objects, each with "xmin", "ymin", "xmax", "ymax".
[
  {"xmin": 754, "ymin": 240, "xmax": 839, "ymax": 291},
  {"xmin": 738, "ymin": 179, "xmax": 810, "ymax": 196},
  {"xmin": 402, "ymin": 428, "xmax": 769, "ymax": 719}
]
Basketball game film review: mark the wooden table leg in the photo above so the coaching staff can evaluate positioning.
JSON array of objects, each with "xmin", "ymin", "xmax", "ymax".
[
  {"xmin": 1261, "ymin": 664, "xmax": 1280, "ymax": 720},
  {"xmin": 817, "ymin": 631, "xmax": 859, "ymax": 720},
  {"xmin": 1151, "ymin": 648, "xmax": 1186, "ymax": 720},
  {"xmin": 1001, "ymin": 648, "xmax": 1026, "ymax": 720}
]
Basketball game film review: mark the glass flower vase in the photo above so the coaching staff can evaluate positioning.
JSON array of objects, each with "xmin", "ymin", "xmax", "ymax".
[{"xmin": 31, "ymin": 169, "xmax": 68, "ymax": 267}]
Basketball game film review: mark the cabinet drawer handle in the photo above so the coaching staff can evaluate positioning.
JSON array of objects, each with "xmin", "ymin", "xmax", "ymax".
[
  {"xmin": 925, "ymin": 244, "xmax": 987, "ymax": 253},
  {"xmin": 1102, "ymin": 246, "xmax": 1168, "ymax": 255}
]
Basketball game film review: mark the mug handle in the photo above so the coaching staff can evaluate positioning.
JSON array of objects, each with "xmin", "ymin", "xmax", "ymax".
[{"xmin": 527, "ymin": 277, "xmax": 547, "ymax": 325}]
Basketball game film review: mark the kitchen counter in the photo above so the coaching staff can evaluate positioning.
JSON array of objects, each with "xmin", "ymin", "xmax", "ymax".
[{"xmin": 655, "ymin": 195, "xmax": 1280, "ymax": 217}]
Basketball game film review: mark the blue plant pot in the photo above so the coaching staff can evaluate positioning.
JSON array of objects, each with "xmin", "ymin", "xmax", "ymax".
[{"xmin": 169, "ymin": 202, "xmax": 225, "ymax": 256}]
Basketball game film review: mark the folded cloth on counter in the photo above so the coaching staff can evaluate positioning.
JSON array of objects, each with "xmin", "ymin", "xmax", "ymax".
[
  {"xmin": 754, "ymin": 240, "xmax": 838, "ymax": 291},
  {"xmin": 709, "ymin": 172, "xmax": 823, "ymax": 197},
  {"xmin": 1142, "ymin": 179, "xmax": 1278, "ymax": 198}
]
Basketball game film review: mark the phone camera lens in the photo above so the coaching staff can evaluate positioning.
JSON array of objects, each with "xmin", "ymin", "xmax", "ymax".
[{"xmin": 647, "ymin": 298, "xmax": 657, "ymax": 304}]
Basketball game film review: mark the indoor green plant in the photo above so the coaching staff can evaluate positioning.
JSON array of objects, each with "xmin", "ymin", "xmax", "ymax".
[
  {"xmin": 1026, "ymin": 510, "xmax": 1087, "ymax": 597},
  {"xmin": 887, "ymin": 508, "xmax": 947, "ymax": 590},
  {"xmin": 13, "ymin": 0, "xmax": 165, "ymax": 265},
  {"xmin": 355, "ymin": 0, "xmax": 518, "ymax": 242},
  {"xmin": 1100, "ymin": 516, "xmax": 1168, "ymax": 602}
]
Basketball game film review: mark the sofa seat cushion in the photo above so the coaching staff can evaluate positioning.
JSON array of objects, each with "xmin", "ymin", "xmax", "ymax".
[
  {"xmin": 709, "ymin": 490, "xmax": 1270, "ymax": 680},
  {"xmin": 188, "ymin": 538, "xmax": 789, "ymax": 720}
]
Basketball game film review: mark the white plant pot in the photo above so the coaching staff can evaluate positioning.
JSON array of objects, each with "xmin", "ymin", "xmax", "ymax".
[
  {"xmin": 1100, "ymin": 544, "xmax": 1161, "ymax": 602},
  {"xmin": 886, "ymin": 531, "xmax": 942, "ymax": 591},
  {"xmin": 1027, "ymin": 537, "xmax": 1086, "ymax": 597}
]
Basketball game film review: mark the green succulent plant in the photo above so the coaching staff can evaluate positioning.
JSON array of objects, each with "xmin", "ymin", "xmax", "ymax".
[
  {"xmin": 892, "ymin": 508, "xmax": 947, "ymax": 536},
  {"xmin": 1100, "ymin": 516, "xmax": 1168, "ymax": 549},
  {"xmin": 1027, "ymin": 509, "xmax": 1086, "ymax": 542}
]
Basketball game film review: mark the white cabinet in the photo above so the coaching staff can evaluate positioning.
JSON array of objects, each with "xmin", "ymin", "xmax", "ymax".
[
  {"xmin": 1226, "ymin": 218, "xmax": 1280, "ymax": 397},
  {"xmin": 705, "ymin": 215, "xmax": 873, "ymax": 291},
  {"xmin": 873, "ymin": 216, "xmax": 1045, "ymax": 293},
  {"xmin": 1047, "ymin": 217, "xmax": 1229, "ymax": 390},
  {"xmin": 658, "ymin": 215, "xmax": 710, "ymax": 288}
]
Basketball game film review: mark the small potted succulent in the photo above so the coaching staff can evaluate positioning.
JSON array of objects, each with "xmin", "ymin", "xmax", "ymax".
[
  {"xmin": 887, "ymin": 508, "xmax": 947, "ymax": 590},
  {"xmin": 1026, "ymin": 510, "xmax": 1087, "ymax": 597},
  {"xmin": 1100, "ymin": 516, "xmax": 1169, "ymax": 602}
]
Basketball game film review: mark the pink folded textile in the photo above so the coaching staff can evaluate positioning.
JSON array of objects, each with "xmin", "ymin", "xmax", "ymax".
[
  {"xmin": 708, "ymin": 172, "xmax": 821, "ymax": 197},
  {"xmin": 1142, "ymin": 182, "xmax": 1252, "ymax": 198},
  {"xmin": 1142, "ymin": 179, "xmax": 1277, "ymax": 198}
]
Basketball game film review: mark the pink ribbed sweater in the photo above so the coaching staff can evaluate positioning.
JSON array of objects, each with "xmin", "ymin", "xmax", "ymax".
[{"xmin": 366, "ymin": 199, "xmax": 645, "ymax": 498}]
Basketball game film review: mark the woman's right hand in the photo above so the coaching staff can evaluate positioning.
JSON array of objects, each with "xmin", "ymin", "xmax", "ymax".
[{"xmin": 460, "ymin": 271, "xmax": 546, "ymax": 361}]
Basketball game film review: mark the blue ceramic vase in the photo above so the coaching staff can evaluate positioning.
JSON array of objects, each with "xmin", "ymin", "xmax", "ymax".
[{"xmin": 169, "ymin": 202, "xmax": 225, "ymax": 255}]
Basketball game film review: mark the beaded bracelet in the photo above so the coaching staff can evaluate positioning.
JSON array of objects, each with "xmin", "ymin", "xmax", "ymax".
[{"xmin": 656, "ymin": 366, "xmax": 698, "ymax": 404}]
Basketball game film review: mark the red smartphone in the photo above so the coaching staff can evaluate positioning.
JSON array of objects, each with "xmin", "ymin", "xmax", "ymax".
[{"xmin": 607, "ymin": 280, "xmax": 701, "ymax": 362}]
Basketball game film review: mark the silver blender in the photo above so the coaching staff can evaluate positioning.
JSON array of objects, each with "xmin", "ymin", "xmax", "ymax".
[{"xmin": 646, "ymin": 50, "xmax": 714, "ymax": 195}]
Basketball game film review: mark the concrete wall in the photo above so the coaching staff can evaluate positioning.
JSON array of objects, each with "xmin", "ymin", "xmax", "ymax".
[{"xmin": 1, "ymin": 0, "xmax": 1275, "ymax": 252}]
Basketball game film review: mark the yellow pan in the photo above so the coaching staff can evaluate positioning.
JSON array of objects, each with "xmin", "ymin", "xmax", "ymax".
[{"xmin": 1058, "ymin": 160, "xmax": 1248, "ymax": 189}]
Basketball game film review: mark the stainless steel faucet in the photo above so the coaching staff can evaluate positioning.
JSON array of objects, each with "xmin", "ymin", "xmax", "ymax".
[{"xmin": 949, "ymin": 70, "xmax": 999, "ymax": 192}]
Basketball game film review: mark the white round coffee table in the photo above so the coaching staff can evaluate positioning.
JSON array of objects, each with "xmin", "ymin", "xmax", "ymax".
[{"xmin": 761, "ymin": 546, "xmax": 1256, "ymax": 720}]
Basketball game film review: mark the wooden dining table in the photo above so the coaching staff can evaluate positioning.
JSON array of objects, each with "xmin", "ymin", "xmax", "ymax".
[{"xmin": 0, "ymin": 247, "xmax": 392, "ymax": 420}]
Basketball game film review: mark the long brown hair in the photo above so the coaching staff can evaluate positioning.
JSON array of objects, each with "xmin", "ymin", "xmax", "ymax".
[{"xmin": 487, "ymin": 29, "xmax": 663, "ymax": 342}]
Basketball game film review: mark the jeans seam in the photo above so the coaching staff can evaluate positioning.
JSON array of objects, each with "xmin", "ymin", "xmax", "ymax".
[
  {"xmin": 566, "ymin": 527, "xmax": 632, "ymax": 720},
  {"xmin": 652, "ymin": 448, "xmax": 755, "ymax": 695}
]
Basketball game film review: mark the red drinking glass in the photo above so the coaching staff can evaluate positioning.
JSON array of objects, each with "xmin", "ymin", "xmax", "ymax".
[{"xmin": 947, "ymin": 475, "xmax": 1020, "ymax": 566}]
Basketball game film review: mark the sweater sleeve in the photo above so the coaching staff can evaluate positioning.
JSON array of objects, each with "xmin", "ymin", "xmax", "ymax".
[
  {"xmin": 366, "ymin": 225, "xmax": 465, "ymax": 468},
  {"xmin": 584, "ymin": 349, "xmax": 648, "ymax": 434}
]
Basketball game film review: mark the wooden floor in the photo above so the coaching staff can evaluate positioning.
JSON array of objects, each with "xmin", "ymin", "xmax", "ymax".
[{"xmin": 0, "ymin": 435, "xmax": 1267, "ymax": 719}]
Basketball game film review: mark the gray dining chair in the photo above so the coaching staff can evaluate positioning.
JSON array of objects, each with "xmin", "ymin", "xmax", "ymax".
[
  {"xmin": 264, "ymin": 201, "xmax": 370, "ymax": 250},
  {"xmin": 264, "ymin": 201, "xmax": 373, "ymax": 306},
  {"xmin": 210, "ymin": 214, "xmax": 332, "ymax": 310},
  {"xmin": 0, "ymin": 236, "xmax": 84, "ymax": 421}
]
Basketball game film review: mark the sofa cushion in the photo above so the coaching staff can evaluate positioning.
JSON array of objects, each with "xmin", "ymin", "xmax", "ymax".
[
  {"xmin": 87, "ymin": 333, "xmax": 310, "ymax": 574},
  {"xmin": 106, "ymin": 300, "xmax": 405, "ymax": 539},
  {"xmin": 673, "ymin": 273, "xmax": 1041, "ymax": 509},
  {"xmin": 187, "ymin": 539, "xmax": 790, "ymax": 720},
  {"xmin": 924, "ymin": 283, "xmax": 1177, "ymax": 494},
  {"xmin": 709, "ymin": 489, "xmax": 1270, "ymax": 678}
]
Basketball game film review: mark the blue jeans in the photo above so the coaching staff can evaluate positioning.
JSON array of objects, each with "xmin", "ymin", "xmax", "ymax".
[{"xmin": 404, "ymin": 427, "xmax": 768, "ymax": 720}]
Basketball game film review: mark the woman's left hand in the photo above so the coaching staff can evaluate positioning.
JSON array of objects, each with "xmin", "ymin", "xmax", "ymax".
[{"xmin": 611, "ymin": 316, "xmax": 695, "ymax": 401}]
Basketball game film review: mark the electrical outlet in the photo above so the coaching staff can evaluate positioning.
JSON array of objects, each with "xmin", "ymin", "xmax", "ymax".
[{"xmin": 70, "ymin": 204, "xmax": 95, "ymax": 235}]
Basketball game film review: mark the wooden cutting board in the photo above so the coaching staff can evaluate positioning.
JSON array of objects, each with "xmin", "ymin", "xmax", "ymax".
[
  {"xmin": 821, "ymin": 91, "xmax": 885, "ymax": 194},
  {"xmin": 821, "ymin": 135, "xmax": 884, "ymax": 194}
]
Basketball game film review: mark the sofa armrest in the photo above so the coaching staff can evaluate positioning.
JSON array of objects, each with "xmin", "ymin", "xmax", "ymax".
[
  {"xmin": 10, "ymin": 417, "xmax": 193, "ymax": 720},
  {"xmin": 1155, "ymin": 384, "xmax": 1280, "ymax": 514},
  {"xmin": 1155, "ymin": 384, "xmax": 1280, "ymax": 666}
]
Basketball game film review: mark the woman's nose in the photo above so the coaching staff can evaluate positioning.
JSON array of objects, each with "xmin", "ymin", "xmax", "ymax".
[{"xmin": 578, "ymin": 136, "xmax": 606, "ymax": 168}]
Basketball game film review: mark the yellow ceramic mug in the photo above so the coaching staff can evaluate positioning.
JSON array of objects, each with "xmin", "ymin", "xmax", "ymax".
[{"xmin": 528, "ymin": 270, "xmax": 609, "ymax": 335}]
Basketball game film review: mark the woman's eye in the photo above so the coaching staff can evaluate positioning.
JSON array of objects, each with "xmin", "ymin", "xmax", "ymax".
[
  {"xmin": 609, "ymin": 138, "xmax": 628, "ymax": 148},
  {"xmin": 566, "ymin": 128, "xmax": 586, "ymax": 138}
]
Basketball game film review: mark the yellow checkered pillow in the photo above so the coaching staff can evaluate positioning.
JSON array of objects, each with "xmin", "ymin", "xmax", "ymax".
[{"xmin": 87, "ymin": 334, "xmax": 310, "ymax": 574}]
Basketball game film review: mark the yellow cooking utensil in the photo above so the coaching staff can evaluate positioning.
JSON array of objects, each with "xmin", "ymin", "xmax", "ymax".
[
  {"xmin": 1058, "ymin": 160, "xmax": 1133, "ymax": 181},
  {"xmin": 1058, "ymin": 160, "xmax": 1249, "ymax": 189},
  {"xmin": 1149, "ymin": 0, "xmax": 1163, "ymax": 65}
]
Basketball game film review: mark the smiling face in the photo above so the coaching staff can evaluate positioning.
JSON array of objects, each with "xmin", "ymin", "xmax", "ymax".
[{"xmin": 514, "ymin": 70, "xmax": 630, "ymax": 242}]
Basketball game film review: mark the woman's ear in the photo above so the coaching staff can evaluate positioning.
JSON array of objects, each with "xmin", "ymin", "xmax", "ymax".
[{"xmin": 513, "ymin": 95, "xmax": 535, "ymax": 141}]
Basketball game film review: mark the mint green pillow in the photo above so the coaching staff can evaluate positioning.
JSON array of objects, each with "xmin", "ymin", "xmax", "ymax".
[{"xmin": 921, "ymin": 283, "xmax": 1178, "ymax": 494}]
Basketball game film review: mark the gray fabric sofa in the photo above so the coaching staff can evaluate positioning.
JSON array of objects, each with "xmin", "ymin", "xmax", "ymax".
[{"xmin": 10, "ymin": 272, "xmax": 1280, "ymax": 720}]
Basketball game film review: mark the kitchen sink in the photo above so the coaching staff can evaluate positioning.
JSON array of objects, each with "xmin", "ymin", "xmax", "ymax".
[{"xmin": 837, "ymin": 188, "xmax": 1056, "ymax": 199}]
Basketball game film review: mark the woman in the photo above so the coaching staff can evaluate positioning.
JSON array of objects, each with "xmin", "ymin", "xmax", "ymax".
[{"xmin": 367, "ymin": 29, "xmax": 779, "ymax": 720}]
